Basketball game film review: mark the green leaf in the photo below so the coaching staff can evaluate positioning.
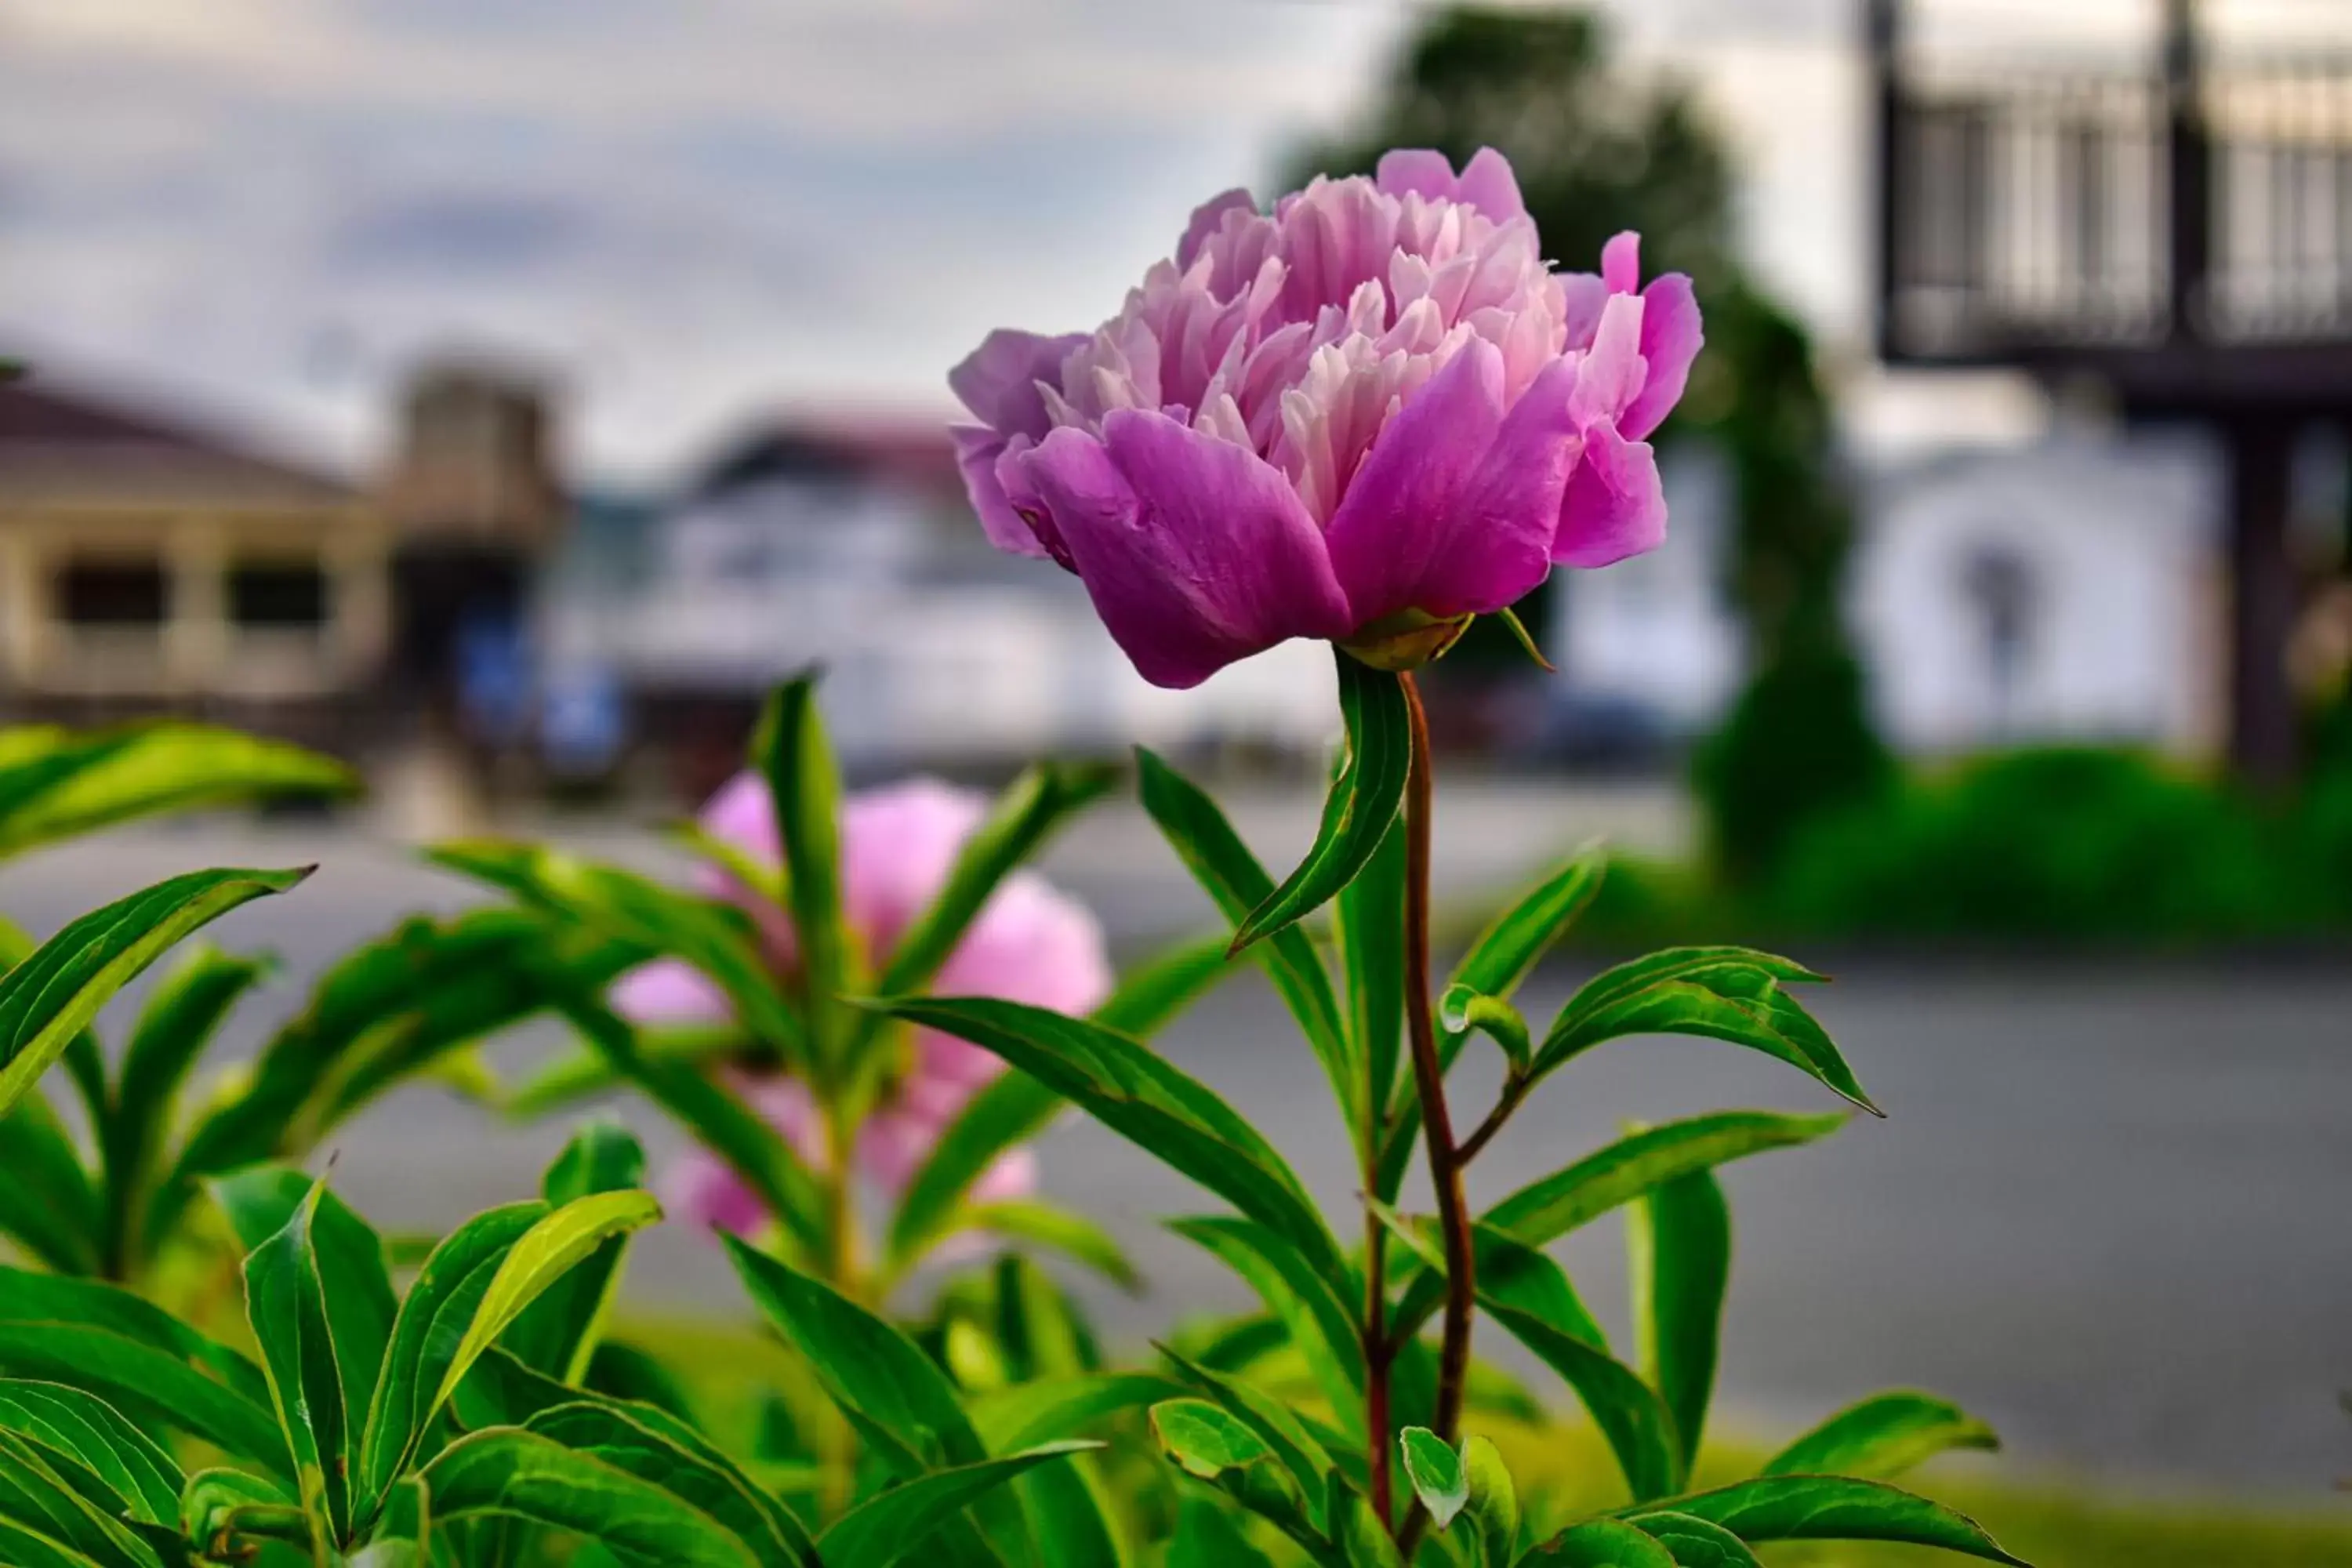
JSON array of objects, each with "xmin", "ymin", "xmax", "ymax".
[
  {"xmin": 240, "ymin": 1178, "xmax": 354, "ymax": 1541},
  {"xmin": 0, "ymin": 1381, "xmax": 183, "ymax": 1525},
  {"xmin": 1168, "ymin": 1495, "xmax": 1277, "ymax": 1568},
  {"xmin": 103, "ymin": 945, "xmax": 270, "ymax": 1269},
  {"xmin": 887, "ymin": 1072, "xmax": 1061, "ymax": 1275},
  {"xmin": 209, "ymin": 1170, "xmax": 397, "ymax": 1451},
  {"xmin": 0, "ymin": 866, "xmax": 310, "ymax": 1120},
  {"xmin": 0, "ymin": 1266, "xmax": 270, "ymax": 1404},
  {"xmin": 1459, "ymin": 1434, "xmax": 1518, "ymax": 1568},
  {"xmin": 1629, "ymin": 1171, "xmax": 1729, "ymax": 1472},
  {"xmin": 0, "ymin": 724, "xmax": 354, "ymax": 860},
  {"xmin": 0, "ymin": 1512, "xmax": 114, "ymax": 1568},
  {"xmin": 1134, "ymin": 750, "xmax": 1352, "ymax": 1137},
  {"xmin": 419, "ymin": 1427, "xmax": 758, "ymax": 1567},
  {"xmin": 1447, "ymin": 842, "xmax": 1609, "ymax": 1016},
  {"xmin": 1374, "ymin": 1203, "xmax": 1608, "ymax": 1358},
  {"xmin": 815, "ymin": 1444, "xmax": 1095, "ymax": 1568},
  {"xmin": 1147, "ymin": 1399, "xmax": 1313, "ymax": 1549},
  {"xmin": 877, "ymin": 996, "xmax": 1341, "ymax": 1278},
  {"xmin": 1016, "ymin": 1455, "xmax": 1125, "ymax": 1568},
  {"xmin": 503, "ymin": 1022, "xmax": 739, "ymax": 1120},
  {"xmin": 1439, "ymin": 985, "xmax": 1532, "ymax": 1074},
  {"xmin": 501, "ymin": 1122, "xmax": 648, "ymax": 1382},
  {"xmin": 1166, "ymin": 1217, "xmax": 1362, "ymax": 1425},
  {"xmin": 1333, "ymin": 804, "xmax": 1407, "ymax": 1129},
  {"xmin": 968, "ymin": 1372, "xmax": 1187, "ymax": 1456},
  {"xmin": 1157, "ymin": 1348, "xmax": 1333, "ymax": 1530},
  {"xmin": 1482, "ymin": 1112, "xmax": 1848, "ymax": 1247},
  {"xmin": 1399, "ymin": 1427, "xmax": 1467, "ymax": 1530},
  {"xmin": 1630, "ymin": 1512, "xmax": 1759, "ymax": 1566},
  {"xmin": 1533, "ymin": 1519, "xmax": 1679, "ymax": 1566},
  {"xmin": 1537, "ymin": 949, "xmax": 1877, "ymax": 1114},
  {"xmin": 1624, "ymin": 1477, "xmax": 2029, "ymax": 1564},
  {"xmin": 724, "ymin": 1236, "xmax": 982, "ymax": 1467},
  {"xmin": 889, "ymin": 938, "xmax": 1236, "ymax": 1277},
  {"xmin": 551, "ymin": 992, "xmax": 828, "ymax": 1258},
  {"xmin": 1483, "ymin": 1301, "xmax": 1682, "ymax": 1503},
  {"xmin": 357, "ymin": 1200, "xmax": 545, "ymax": 1508},
  {"xmin": 0, "ymin": 1427, "xmax": 159, "ymax": 1568},
  {"xmin": 752, "ymin": 676, "xmax": 850, "ymax": 1069},
  {"xmin": 426, "ymin": 840, "xmax": 804, "ymax": 1058},
  {"xmin": 523, "ymin": 1401, "xmax": 815, "ymax": 1568},
  {"xmin": 870, "ymin": 761, "xmax": 1114, "ymax": 1011},
  {"xmin": 1231, "ymin": 650, "xmax": 1409, "ymax": 953},
  {"xmin": 432, "ymin": 1189, "xmax": 661, "ymax": 1413},
  {"xmin": 180, "ymin": 1467, "xmax": 299, "ymax": 1553},
  {"xmin": 965, "ymin": 1200, "xmax": 1139, "ymax": 1291},
  {"xmin": 1090, "ymin": 933, "xmax": 1239, "ymax": 1038},
  {"xmin": 162, "ymin": 909, "xmax": 638, "ymax": 1240},
  {"xmin": 0, "ymin": 1319, "xmax": 288, "ymax": 1477},
  {"xmin": 0, "ymin": 1094, "xmax": 100, "ymax": 1275},
  {"xmin": 1759, "ymin": 1392, "xmax": 2000, "ymax": 1480},
  {"xmin": 1335, "ymin": 1479, "xmax": 1403, "ymax": 1566}
]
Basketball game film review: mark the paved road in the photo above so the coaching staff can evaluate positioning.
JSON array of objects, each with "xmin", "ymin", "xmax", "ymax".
[{"xmin": 5, "ymin": 812, "xmax": 2350, "ymax": 1497}]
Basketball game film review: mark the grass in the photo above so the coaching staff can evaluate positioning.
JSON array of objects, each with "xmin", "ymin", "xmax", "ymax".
[{"xmin": 622, "ymin": 1312, "xmax": 2352, "ymax": 1566}]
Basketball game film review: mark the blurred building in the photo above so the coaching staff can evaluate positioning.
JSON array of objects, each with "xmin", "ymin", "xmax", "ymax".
[
  {"xmin": 1549, "ymin": 437, "xmax": 2223, "ymax": 759},
  {"xmin": 0, "ymin": 376, "xmax": 390, "ymax": 746},
  {"xmin": 376, "ymin": 361, "xmax": 565, "ymax": 730},
  {"xmin": 537, "ymin": 416, "xmax": 1334, "ymax": 792},
  {"xmin": 0, "ymin": 360, "xmax": 565, "ymax": 764},
  {"xmin": 1870, "ymin": 0, "xmax": 2352, "ymax": 781}
]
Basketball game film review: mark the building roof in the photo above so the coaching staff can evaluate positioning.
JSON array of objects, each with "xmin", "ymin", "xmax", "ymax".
[
  {"xmin": 0, "ymin": 377, "xmax": 358, "ymax": 510},
  {"xmin": 686, "ymin": 412, "xmax": 964, "ymax": 504}
]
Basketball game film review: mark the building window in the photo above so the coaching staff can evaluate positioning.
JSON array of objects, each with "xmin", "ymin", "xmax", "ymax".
[
  {"xmin": 228, "ymin": 559, "xmax": 330, "ymax": 628},
  {"xmin": 56, "ymin": 558, "xmax": 168, "ymax": 626}
]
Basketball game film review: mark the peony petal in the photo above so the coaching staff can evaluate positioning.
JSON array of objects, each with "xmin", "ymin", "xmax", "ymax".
[
  {"xmin": 661, "ymin": 1150, "xmax": 770, "ymax": 1237},
  {"xmin": 954, "ymin": 424, "xmax": 1053, "ymax": 558},
  {"xmin": 1559, "ymin": 270, "xmax": 1610, "ymax": 351},
  {"xmin": 1018, "ymin": 416, "xmax": 1352, "ymax": 688},
  {"xmin": 969, "ymin": 1147, "xmax": 1038, "ymax": 1204},
  {"xmin": 843, "ymin": 777, "xmax": 989, "ymax": 955},
  {"xmin": 1555, "ymin": 421, "xmax": 1667, "ymax": 568},
  {"xmin": 610, "ymin": 958, "xmax": 733, "ymax": 1025},
  {"xmin": 1177, "ymin": 188, "xmax": 1258, "ymax": 270},
  {"xmin": 1568, "ymin": 292, "xmax": 1649, "ymax": 428},
  {"xmin": 1375, "ymin": 148, "xmax": 1458, "ymax": 202},
  {"xmin": 935, "ymin": 872, "xmax": 1114, "ymax": 1018},
  {"xmin": 1621, "ymin": 274, "xmax": 1703, "ymax": 441},
  {"xmin": 699, "ymin": 771, "xmax": 780, "ymax": 864},
  {"xmin": 1600, "ymin": 230, "xmax": 1642, "ymax": 296},
  {"xmin": 949, "ymin": 328, "xmax": 1084, "ymax": 438},
  {"xmin": 1457, "ymin": 147, "xmax": 1527, "ymax": 223},
  {"xmin": 1437, "ymin": 355, "xmax": 1585, "ymax": 612},
  {"xmin": 1323, "ymin": 335, "xmax": 1509, "ymax": 624}
]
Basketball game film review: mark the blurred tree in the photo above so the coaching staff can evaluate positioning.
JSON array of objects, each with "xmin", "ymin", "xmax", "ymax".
[{"xmin": 1295, "ymin": 6, "xmax": 1892, "ymax": 882}]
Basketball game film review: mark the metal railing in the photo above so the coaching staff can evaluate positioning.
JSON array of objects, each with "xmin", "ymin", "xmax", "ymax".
[{"xmin": 1882, "ymin": 49, "xmax": 2352, "ymax": 357}]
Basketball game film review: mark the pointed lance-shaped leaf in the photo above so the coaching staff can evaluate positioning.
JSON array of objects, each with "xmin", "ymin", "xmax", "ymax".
[
  {"xmin": 0, "ymin": 866, "xmax": 310, "ymax": 1120},
  {"xmin": 1231, "ymin": 648, "xmax": 1410, "ymax": 953}
]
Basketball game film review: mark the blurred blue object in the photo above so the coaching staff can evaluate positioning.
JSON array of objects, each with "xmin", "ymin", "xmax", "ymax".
[
  {"xmin": 457, "ymin": 611, "xmax": 530, "ymax": 744},
  {"xmin": 541, "ymin": 664, "xmax": 626, "ymax": 779}
]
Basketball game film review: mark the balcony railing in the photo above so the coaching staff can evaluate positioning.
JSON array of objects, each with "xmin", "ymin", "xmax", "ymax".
[{"xmin": 1881, "ymin": 47, "xmax": 2352, "ymax": 361}]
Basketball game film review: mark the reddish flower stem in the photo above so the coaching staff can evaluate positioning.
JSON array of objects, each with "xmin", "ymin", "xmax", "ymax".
[{"xmin": 1400, "ymin": 671, "xmax": 1476, "ymax": 1462}]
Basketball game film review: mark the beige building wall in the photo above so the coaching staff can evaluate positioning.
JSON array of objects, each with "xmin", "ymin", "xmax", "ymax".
[{"xmin": 0, "ymin": 501, "xmax": 390, "ymax": 701}]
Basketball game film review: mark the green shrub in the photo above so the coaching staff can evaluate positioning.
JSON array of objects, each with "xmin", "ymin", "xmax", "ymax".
[{"xmin": 1766, "ymin": 748, "xmax": 2299, "ymax": 942}]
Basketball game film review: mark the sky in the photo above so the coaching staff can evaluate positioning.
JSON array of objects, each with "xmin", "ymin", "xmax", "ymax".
[{"xmin": 2, "ymin": 0, "xmax": 2340, "ymax": 484}]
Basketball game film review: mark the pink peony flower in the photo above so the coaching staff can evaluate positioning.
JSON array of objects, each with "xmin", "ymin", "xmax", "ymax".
[
  {"xmin": 949, "ymin": 147, "xmax": 1700, "ymax": 688},
  {"xmin": 613, "ymin": 772, "xmax": 1112, "ymax": 1236}
]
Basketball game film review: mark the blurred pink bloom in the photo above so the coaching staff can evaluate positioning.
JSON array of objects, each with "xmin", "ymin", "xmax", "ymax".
[
  {"xmin": 614, "ymin": 772, "xmax": 1110, "ymax": 1236},
  {"xmin": 950, "ymin": 147, "xmax": 1700, "ymax": 688}
]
